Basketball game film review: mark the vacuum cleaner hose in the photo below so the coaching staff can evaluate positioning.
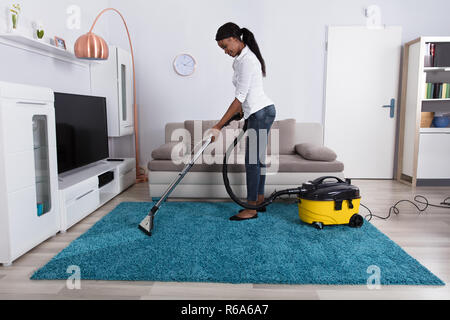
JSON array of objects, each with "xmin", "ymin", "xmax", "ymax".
[{"xmin": 222, "ymin": 117, "xmax": 301, "ymax": 210}]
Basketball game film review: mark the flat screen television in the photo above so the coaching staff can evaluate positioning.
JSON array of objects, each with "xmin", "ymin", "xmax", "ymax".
[{"xmin": 54, "ymin": 92, "xmax": 109, "ymax": 174}]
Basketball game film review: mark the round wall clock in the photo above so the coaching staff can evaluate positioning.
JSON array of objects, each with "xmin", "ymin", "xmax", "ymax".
[{"xmin": 173, "ymin": 53, "xmax": 196, "ymax": 76}]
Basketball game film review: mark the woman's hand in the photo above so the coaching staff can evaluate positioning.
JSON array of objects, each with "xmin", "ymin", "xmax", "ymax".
[
  {"xmin": 210, "ymin": 99, "xmax": 243, "ymax": 143},
  {"xmin": 205, "ymin": 126, "xmax": 221, "ymax": 143}
]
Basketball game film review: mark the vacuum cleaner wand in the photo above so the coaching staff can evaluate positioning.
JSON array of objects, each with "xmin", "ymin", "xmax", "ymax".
[
  {"xmin": 139, "ymin": 135, "xmax": 213, "ymax": 236},
  {"xmin": 139, "ymin": 112, "xmax": 244, "ymax": 236}
]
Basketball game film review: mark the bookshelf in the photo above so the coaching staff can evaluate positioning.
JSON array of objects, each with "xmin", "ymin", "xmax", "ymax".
[{"xmin": 397, "ymin": 37, "xmax": 450, "ymax": 187}]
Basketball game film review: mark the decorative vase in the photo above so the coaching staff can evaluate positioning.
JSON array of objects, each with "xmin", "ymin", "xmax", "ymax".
[
  {"xmin": 432, "ymin": 116, "xmax": 450, "ymax": 128},
  {"xmin": 11, "ymin": 14, "xmax": 18, "ymax": 30},
  {"xmin": 37, "ymin": 30, "xmax": 44, "ymax": 39}
]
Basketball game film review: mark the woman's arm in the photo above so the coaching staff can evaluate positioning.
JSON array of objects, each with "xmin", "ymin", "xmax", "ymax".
[{"xmin": 213, "ymin": 98, "xmax": 243, "ymax": 131}]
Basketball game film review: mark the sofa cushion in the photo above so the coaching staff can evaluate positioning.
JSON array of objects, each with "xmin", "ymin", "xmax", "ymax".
[
  {"xmin": 184, "ymin": 120, "xmax": 200, "ymax": 152},
  {"xmin": 148, "ymin": 154, "xmax": 344, "ymax": 173},
  {"xmin": 274, "ymin": 154, "xmax": 343, "ymax": 172},
  {"xmin": 235, "ymin": 119, "xmax": 296, "ymax": 156},
  {"xmin": 151, "ymin": 142, "xmax": 187, "ymax": 160},
  {"xmin": 185, "ymin": 120, "xmax": 240, "ymax": 156},
  {"xmin": 184, "ymin": 119, "xmax": 296, "ymax": 156},
  {"xmin": 202, "ymin": 120, "xmax": 240, "ymax": 155},
  {"xmin": 267, "ymin": 119, "xmax": 296, "ymax": 155},
  {"xmin": 295, "ymin": 143, "xmax": 337, "ymax": 162}
]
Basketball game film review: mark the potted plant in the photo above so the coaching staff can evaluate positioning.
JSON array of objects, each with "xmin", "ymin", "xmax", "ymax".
[
  {"xmin": 36, "ymin": 21, "xmax": 44, "ymax": 40},
  {"xmin": 10, "ymin": 4, "xmax": 21, "ymax": 31}
]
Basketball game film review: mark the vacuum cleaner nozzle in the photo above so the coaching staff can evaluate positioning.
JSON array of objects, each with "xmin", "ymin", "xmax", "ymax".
[
  {"xmin": 139, "ymin": 207, "xmax": 159, "ymax": 236},
  {"xmin": 139, "ymin": 214, "xmax": 154, "ymax": 237}
]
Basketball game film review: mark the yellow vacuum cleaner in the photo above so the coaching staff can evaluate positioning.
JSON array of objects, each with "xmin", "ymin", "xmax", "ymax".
[
  {"xmin": 297, "ymin": 176, "xmax": 363, "ymax": 230},
  {"xmin": 220, "ymin": 119, "xmax": 364, "ymax": 230}
]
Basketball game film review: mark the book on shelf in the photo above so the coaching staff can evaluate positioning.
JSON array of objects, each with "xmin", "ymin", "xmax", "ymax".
[
  {"xmin": 424, "ymin": 43, "xmax": 435, "ymax": 67},
  {"xmin": 424, "ymin": 82, "xmax": 450, "ymax": 99},
  {"xmin": 425, "ymin": 43, "xmax": 450, "ymax": 68},
  {"xmin": 434, "ymin": 43, "xmax": 450, "ymax": 67}
]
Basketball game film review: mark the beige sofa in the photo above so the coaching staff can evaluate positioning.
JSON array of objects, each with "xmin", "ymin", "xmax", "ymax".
[{"xmin": 147, "ymin": 119, "xmax": 345, "ymax": 199}]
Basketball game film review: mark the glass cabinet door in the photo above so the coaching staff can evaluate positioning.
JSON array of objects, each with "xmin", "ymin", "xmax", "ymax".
[
  {"xmin": 32, "ymin": 115, "xmax": 51, "ymax": 216},
  {"xmin": 121, "ymin": 63, "xmax": 127, "ymax": 122}
]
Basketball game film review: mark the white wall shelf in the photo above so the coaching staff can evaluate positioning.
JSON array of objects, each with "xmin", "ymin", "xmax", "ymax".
[{"xmin": 0, "ymin": 32, "xmax": 96, "ymax": 67}]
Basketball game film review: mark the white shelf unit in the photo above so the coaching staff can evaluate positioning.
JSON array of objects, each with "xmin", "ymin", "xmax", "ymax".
[
  {"xmin": 420, "ymin": 127, "xmax": 450, "ymax": 133},
  {"xmin": 424, "ymin": 67, "xmax": 450, "ymax": 72},
  {"xmin": 422, "ymin": 98, "xmax": 450, "ymax": 102},
  {"xmin": 397, "ymin": 37, "xmax": 450, "ymax": 187},
  {"xmin": 58, "ymin": 158, "xmax": 136, "ymax": 232},
  {"xmin": 90, "ymin": 46, "xmax": 134, "ymax": 137},
  {"xmin": 0, "ymin": 32, "xmax": 96, "ymax": 67},
  {"xmin": 0, "ymin": 81, "xmax": 60, "ymax": 266}
]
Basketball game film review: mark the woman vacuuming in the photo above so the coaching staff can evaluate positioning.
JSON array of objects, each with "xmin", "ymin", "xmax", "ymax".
[{"xmin": 207, "ymin": 22, "xmax": 276, "ymax": 221}]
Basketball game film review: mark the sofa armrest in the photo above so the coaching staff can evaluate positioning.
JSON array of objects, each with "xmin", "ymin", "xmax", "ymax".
[{"xmin": 295, "ymin": 143, "xmax": 337, "ymax": 162}]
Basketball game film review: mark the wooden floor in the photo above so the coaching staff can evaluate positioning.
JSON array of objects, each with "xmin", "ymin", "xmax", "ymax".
[{"xmin": 0, "ymin": 180, "xmax": 449, "ymax": 300}]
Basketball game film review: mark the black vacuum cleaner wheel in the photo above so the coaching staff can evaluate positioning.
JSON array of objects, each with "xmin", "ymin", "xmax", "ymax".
[
  {"xmin": 349, "ymin": 214, "xmax": 364, "ymax": 228},
  {"xmin": 312, "ymin": 222, "xmax": 324, "ymax": 230}
]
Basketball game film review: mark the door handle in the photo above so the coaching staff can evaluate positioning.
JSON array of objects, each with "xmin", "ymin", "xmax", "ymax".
[{"xmin": 382, "ymin": 99, "xmax": 396, "ymax": 119}]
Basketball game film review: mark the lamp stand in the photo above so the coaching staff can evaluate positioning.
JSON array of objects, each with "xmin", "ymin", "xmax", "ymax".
[{"xmin": 87, "ymin": 8, "xmax": 146, "ymax": 183}]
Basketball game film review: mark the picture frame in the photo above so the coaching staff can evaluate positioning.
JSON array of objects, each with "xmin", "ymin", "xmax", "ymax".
[{"xmin": 54, "ymin": 36, "xmax": 66, "ymax": 50}]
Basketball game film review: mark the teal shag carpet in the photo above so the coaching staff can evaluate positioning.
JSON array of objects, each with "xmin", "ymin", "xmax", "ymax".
[{"xmin": 31, "ymin": 201, "xmax": 444, "ymax": 285}]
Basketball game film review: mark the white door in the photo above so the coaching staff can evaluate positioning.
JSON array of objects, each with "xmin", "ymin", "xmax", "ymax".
[{"xmin": 324, "ymin": 26, "xmax": 402, "ymax": 179}]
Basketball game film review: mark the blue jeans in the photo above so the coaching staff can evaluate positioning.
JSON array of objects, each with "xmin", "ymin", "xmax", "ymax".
[{"xmin": 245, "ymin": 105, "xmax": 276, "ymax": 202}]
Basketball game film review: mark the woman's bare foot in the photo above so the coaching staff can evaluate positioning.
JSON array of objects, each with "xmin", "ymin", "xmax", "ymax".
[
  {"xmin": 232, "ymin": 194, "xmax": 267, "ymax": 219},
  {"xmin": 235, "ymin": 209, "xmax": 258, "ymax": 219},
  {"xmin": 234, "ymin": 197, "xmax": 264, "ymax": 219}
]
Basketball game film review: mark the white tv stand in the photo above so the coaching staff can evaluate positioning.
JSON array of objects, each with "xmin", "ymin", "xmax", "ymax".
[{"xmin": 58, "ymin": 158, "xmax": 136, "ymax": 232}]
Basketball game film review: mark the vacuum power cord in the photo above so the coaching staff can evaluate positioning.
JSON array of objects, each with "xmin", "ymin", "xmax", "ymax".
[{"xmin": 363, "ymin": 195, "xmax": 450, "ymax": 222}]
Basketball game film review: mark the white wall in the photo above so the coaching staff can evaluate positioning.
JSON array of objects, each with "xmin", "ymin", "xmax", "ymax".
[
  {"xmin": 2, "ymin": 0, "xmax": 450, "ymax": 171},
  {"xmin": 106, "ymin": 0, "xmax": 450, "ymax": 168},
  {"xmin": 0, "ymin": 0, "xmax": 109, "ymax": 94}
]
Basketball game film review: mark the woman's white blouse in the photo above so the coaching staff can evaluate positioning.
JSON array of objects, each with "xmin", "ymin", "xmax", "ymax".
[{"xmin": 232, "ymin": 46, "xmax": 274, "ymax": 119}]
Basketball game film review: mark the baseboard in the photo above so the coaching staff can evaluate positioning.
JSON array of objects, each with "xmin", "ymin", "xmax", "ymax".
[{"xmin": 416, "ymin": 179, "xmax": 450, "ymax": 187}]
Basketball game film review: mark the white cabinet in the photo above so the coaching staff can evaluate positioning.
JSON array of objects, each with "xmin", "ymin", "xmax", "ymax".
[
  {"xmin": 58, "ymin": 158, "xmax": 136, "ymax": 232},
  {"xmin": 0, "ymin": 81, "xmax": 60, "ymax": 266},
  {"xmin": 91, "ymin": 45, "xmax": 134, "ymax": 137},
  {"xmin": 417, "ymin": 133, "xmax": 450, "ymax": 179}
]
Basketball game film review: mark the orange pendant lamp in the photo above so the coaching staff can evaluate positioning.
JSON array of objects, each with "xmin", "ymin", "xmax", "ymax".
[{"xmin": 74, "ymin": 8, "xmax": 146, "ymax": 183}]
